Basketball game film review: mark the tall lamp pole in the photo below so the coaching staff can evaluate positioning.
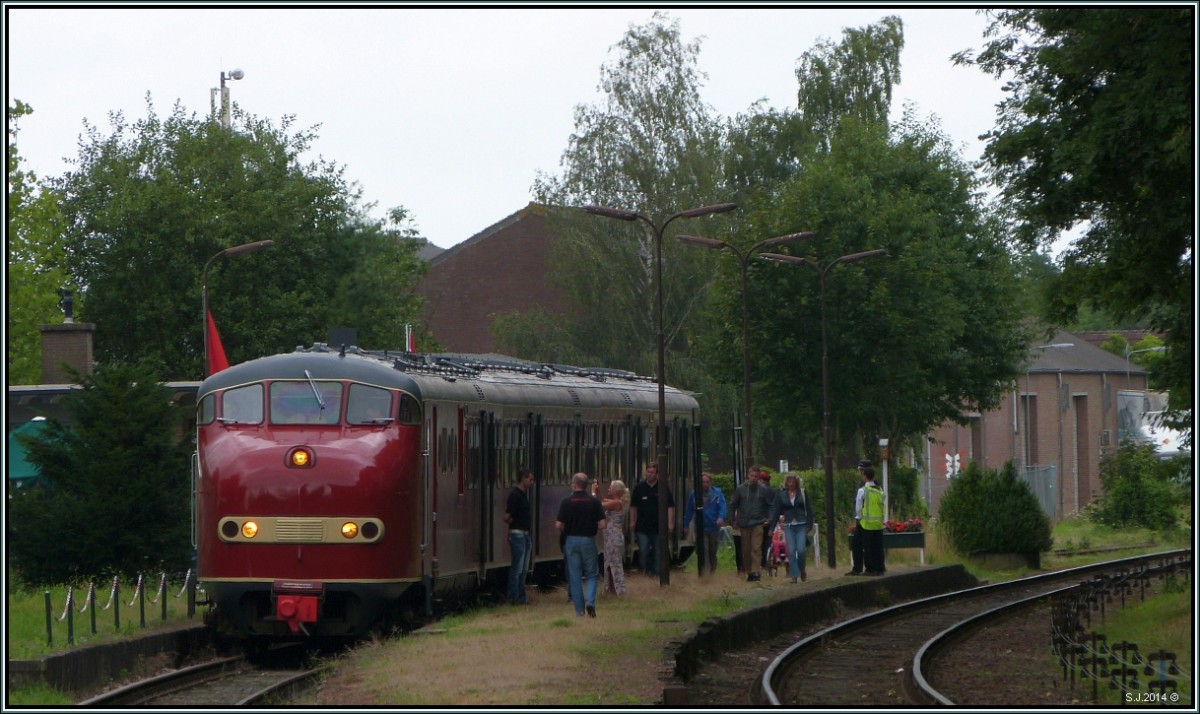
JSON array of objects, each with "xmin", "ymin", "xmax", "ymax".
[
  {"xmin": 584, "ymin": 202, "xmax": 738, "ymax": 584},
  {"xmin": 760, "ymin": 248, "xmax": 886, "ymax": 569},
  {"xmin": 676, "ymin": 231, "xmax": 815, "ymax": 480},
  {"xmin": 203, "ymin": 240, "xmax": 275, "ymax": 376},
  {"xmin": 1124, "ymin": 345, "xmax": 1166, "ymax": 382},
  {"xmin": 211, "ymin": 68, "xmax": 245, "ymax": 130}
]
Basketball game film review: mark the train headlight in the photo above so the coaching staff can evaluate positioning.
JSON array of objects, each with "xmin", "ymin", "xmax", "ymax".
[
  {"xmin": 341, "ymin": 522, "xmax": 359, "ymax": 539},
  {"xmin": 287, "ymin": 447, "xmax": 314, "ymax": 468},
  {"xmin": 242, "ymin": 521, "xmax": 259, "ymax": 538}
]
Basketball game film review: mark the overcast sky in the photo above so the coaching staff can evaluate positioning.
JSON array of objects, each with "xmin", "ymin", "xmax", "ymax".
[{"xmin": 6, "ymin": 5, "xmax": 1011, "ymax": 250}]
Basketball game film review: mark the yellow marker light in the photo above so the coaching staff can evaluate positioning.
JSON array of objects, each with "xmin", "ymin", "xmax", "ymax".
[
  {"xmin": 290, "ymin": 449, "xmax": 311, "ymax": 467},
  {"xmin": 242, "ymin": 521, "xmax": 259, "ymax": 538},
  {"xmin": 341, "ymin": 522, "xmax": 359, "ymax": 539}
]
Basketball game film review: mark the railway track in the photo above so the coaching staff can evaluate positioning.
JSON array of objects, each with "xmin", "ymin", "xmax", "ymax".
[
  {"xmin": 78, "ymin": 644, "xmax": 327, "ymax": 706},
  {"xmin": 762, "ymin": 550, "xmax": 1190, "ymax": 706}
]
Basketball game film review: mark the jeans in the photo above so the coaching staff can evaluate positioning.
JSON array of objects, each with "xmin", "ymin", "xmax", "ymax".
[
  {"xmin": 782, "ymin": 524, "xmax": 808, "ymax": 579},
  {"xmin": 635, "ymin": 531, "xmax": 658, "ymax": 577},
  {"xmin": 507, "ymin": 531, "xmax": 531, "ymax": 603},
  {"xmin": 564, "ymin": 535, "xmax": 599, "ymax": 615}
]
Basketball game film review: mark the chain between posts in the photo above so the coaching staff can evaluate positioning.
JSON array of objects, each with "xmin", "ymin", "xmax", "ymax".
[{"xmin": 40, "ymin": 570, "xmax": 199, "ymax": 648}]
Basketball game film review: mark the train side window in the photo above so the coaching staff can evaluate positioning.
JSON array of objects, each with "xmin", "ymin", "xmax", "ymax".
[
  {"xmin": 197, "ymin": 393, "xmax": 216, "ymax": 425},
  {"xmin": 269, "ymin": 381, "xmax": 343, "ymax": 425},
  {"xmin": 347, "ymin": 384, "xmax": 393, "ymax": 424},
  {"xmin": 221, "ymin": 384, "xmax": 263, "ymax": 424},
  {"xmin": 397, "ymin": 393, "xmax": 421, "ymax": 424}
]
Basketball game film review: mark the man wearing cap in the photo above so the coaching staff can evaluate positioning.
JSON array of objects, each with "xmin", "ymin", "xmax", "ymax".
[{"xmin": 846, "ymin": 460, "xmax": 871, "ymax": 576}]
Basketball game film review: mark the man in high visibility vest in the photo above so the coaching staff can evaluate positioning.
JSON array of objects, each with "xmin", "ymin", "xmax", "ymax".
[{"xmin": 858, "ymin": 465, "xmax": 887, "ymax": 575}]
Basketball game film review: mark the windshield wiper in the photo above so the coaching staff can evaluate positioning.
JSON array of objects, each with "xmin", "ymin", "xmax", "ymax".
[{"xmin": 304, "ymin": 370, "xmax": 326, "ymax": 410}]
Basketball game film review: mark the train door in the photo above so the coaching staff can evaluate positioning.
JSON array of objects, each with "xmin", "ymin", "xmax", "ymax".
[
  {"xmin": 477, "ymin": 409, "xmax": 496, "ymax": 581},
  {"xmin": 422, "ymin": 404, "xmax": 436, "ymax": 615},
  {"xmin": 530, "ymin": 413, "xmax": 543, "ymax": 559}
]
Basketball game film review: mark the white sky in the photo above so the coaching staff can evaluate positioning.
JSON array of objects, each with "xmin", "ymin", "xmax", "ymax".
[{"xmin": 5, "ymin": 5, "xmax": 1014, "ymax": 250}]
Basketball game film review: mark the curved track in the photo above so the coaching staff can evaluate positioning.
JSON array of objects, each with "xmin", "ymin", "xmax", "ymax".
[{"xmin": 762, "ymin": 550, "xmax": 1190, "ymax": 706}]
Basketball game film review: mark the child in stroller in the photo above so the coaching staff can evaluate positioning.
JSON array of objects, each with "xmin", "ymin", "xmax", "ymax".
[{"xmin": 766, "ymin": 518, "xmax": 787, "ymax": 577}]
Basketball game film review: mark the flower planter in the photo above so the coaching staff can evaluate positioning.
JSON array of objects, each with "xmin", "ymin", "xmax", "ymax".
[{"xmin": 882, "ymin": 531, "xmax": 926, "ymax": 549}]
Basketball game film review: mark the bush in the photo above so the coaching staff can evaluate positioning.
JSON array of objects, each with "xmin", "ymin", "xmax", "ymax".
[
  {"xmin": 1091, "ymin": 441, "xmax": 1184, "ymax": 530},
  {"xmin": 938, "ymin": 461, "xmax": 1053, "ymax": 555}
]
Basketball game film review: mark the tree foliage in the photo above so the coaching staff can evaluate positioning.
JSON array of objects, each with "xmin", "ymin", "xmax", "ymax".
[
  {"xmin": 955, "ymin": 8, "xmax": 1194, "ymax": 421},
  {"xmin": 738, "ymin": 115, "xmax": 1028, "ymax": 460},
  {"xmin": 503, "ymin": 13, "xmax": 741, "ymax": 457},
  {"xmin": 7, "ymin": 363, "xmax": 193, "ymax": 584},
  {"xmin": 795, "ymin": 15, "xmax": 904, "ymax": 149},
  {"xmin": 1090, "ymin": 440, "xmax": 1184, "ymax": 531},
  {"xmin": 52, "ymin": 97, "xmax": 427, "ymax": 379},
  {"xmin": 938, "ymin": 461, "xmax": 1053, "ymax": 555},
  {"xmin": 7, "ymin": 100, "xmax": 69, "ymax": 384}
]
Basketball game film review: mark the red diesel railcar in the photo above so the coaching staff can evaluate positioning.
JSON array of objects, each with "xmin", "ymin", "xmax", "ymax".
[{"xmin": 194, "ymin": 344, "xmax": 699, "ymax": 640}]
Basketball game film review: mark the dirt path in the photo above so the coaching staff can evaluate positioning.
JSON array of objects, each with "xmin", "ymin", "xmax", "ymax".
[{"xmin": 307, "ymin": 564, "xmax": 871, "ymax": 706}]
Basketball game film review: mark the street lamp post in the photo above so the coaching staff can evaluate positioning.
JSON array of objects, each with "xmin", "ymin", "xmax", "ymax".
[
  {"xmin": 211, "ymin": 68, "xmax": 245, "ymax": 130},
  {"xmin": 202, "ymin": 240, "xmax": 275, "ymax": 376},
  {"xmin": 584, "ymin": 202, "xmax": 738, "ymax": 584},
  {"xmin": 676, "ymin": 231, "xmax": 815, "ymax": 480},
  {"xmin": 760, "ymin": 248, "xmax": 886, "ymax": 569},
  {"xmin": 1124, "ymin": 345, "xmax": 1166, "ymax": 382}
]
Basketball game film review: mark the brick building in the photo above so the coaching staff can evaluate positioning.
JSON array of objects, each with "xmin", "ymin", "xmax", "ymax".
[
  {"xmin": 924, "ymin": 329, "xmax": 1153, "ymax": 520},
  {"xmin": 415, "ymin": 203, "xmax": 567, "ymax": 353}
]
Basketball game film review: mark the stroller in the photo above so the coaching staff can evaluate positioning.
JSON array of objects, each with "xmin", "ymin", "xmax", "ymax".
[{"xmin": 766, "ymin": 521, "xmax": 788, "ymax": 577}]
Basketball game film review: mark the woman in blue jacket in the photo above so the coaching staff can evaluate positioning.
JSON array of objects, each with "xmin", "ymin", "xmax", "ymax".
[{"xmin": 771, "ymin": 472, "xmax": 814, "ymax": 583}]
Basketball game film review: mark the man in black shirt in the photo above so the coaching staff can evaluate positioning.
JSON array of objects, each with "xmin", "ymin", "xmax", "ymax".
[
  {"xmin": 504, "ymin": 468, "xmax": 535, "ymax": 604},
  {"xmin": 629, "ymin": 464, "xmax": 675, "ymax": 578},
  {"xmin": 555, "ymin": 472, "xmax": 607, "ymax": 617}
]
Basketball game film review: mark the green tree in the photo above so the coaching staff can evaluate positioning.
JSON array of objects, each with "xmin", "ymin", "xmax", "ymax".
[
  {"xmin": 7, "ymin": 363, "xmax": 192, "ymax": 584},
  {"xmin": 53, "ymin": 96, "xmax": 426, "ymax": 379},
  {"xmin": 7, "ymin": 100, "xmax": 69, "ymax": 384},
  {"xmin": 955, "ymin": 8, "xmax": 1194, "ymax": 421},
  {"xmin": 795, "ymin": 15, "xmax": 904, "ymax": 150},
  {"xmin": 737, "ymin": 115, "xmax": 1028, "ymax": 460},
  {"xmin": 500, "ymin": 13, "xmax": 741, "ymax": 459},
  {"xmin": 1091, "ymin": 440, "xmax": 1183, "ymax": 531}
]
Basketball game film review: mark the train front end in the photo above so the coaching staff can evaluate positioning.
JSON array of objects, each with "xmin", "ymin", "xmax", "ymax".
[{"xmin": 194, "ymin": 350, "xmax": 423, "ymax": 639}]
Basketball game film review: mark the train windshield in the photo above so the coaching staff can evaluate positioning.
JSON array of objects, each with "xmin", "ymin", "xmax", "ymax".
[
  {"xmin": 221, "ymin": 384, "xmax": 264, "ymax": 424},
  {"xmin": 347, "ymin": 384, "xmax": 393, "ymax": 424},
  {"xmin": 269, "ymin": 381, "xmax": 343, "ymax": 425}
]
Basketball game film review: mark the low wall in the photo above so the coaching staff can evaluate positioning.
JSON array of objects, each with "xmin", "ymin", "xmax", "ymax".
[
  {"xmin": 665, "ymin": 565, "xmax": 980, "ymax": 684},
  {"xmin": 7, "ymin": 621, "xmax": 211, "ymax": 695}
]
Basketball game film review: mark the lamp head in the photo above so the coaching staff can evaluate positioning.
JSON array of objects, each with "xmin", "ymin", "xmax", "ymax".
[{"xmin": 582, "ymin": 205, "xmax": 637, "ymax": 221}]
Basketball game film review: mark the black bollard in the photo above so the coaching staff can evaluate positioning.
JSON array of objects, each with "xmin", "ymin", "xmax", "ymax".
[{"xmin": 45, "ymin": 591, "xmax": 52, "ymax": 646}]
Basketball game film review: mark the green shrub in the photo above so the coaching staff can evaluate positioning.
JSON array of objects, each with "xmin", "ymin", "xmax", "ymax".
[
  {"xmin": 938, "ymin": 461, "xmax": 1053, "ymax": 555},
  {"xmin": 1091, "ymin": 441, "xmax": 1184, "ymax": 530},
  {"xmin": 887, "ymin": 464, "xmax": 929, "ymax": 521}
]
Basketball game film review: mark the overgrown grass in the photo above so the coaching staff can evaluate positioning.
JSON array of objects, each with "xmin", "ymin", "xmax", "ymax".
[
  {"xmin": 5, "ymin": 682, "xmax": 74, "ymax": 706},
  {"xmin": 6, "ymin": 577, "xmax": 197, "ymax": 659},
  {"xmin": 1090, "ymin": 579, "xmax": 1193, "ymax": 706}
]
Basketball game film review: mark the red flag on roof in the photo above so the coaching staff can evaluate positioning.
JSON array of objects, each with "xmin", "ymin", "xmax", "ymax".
[
  {"xmin": 206, "ymin": 310, "xmax": 230, "ymax": 376},
  {"xmin": 406, "ymin": 324, "xmax": 416, "ymax": 352}
]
